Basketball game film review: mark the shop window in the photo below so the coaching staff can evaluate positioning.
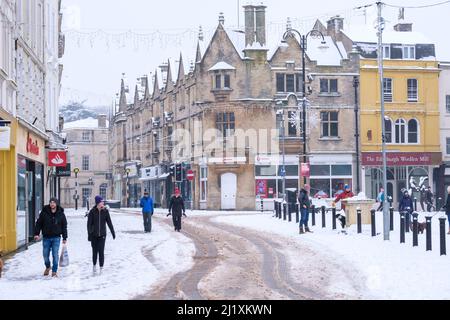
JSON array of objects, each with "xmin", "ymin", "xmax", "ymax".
[
  {"xmin": 331, "ymin": 179, "xmax": 352, "ymax": 197},
  {"xmin": 310, "ymin": 179, "xmax": 331, "ymax": 198},
  {"xmin": 255, "ymin": 165, "xmax": 277, "ymax": 176},
  {"xmin": 331, "ymin": 165, "xmax": 352, "ymax": 176},
  {"xmin": 310, "ymin": 165, "xmax": 330, "ymax": 176},
  {"xmin": 277, "ymin": 165, "xmax": 298, "ymax": 176}
]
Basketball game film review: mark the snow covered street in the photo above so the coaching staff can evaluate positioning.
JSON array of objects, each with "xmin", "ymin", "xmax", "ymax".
[{"xmin": 0, "ymin": 209, "xmax": 195, "ymax": 300}]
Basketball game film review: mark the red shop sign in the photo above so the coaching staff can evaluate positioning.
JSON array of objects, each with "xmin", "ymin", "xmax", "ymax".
[
  {"xmin": 301, "ymin": 163, "xmax": 310, "ymax": 177},
  {"xmin": 26, "ymin": 132, "xmax": 40, "ymax": 156},
  {"xmin": 361, "ymin": 152, "xmax": 435, "ymax": 166},
  {"xmin": 48, "ymin": 151, "xmax": 67, "ymax": 167},
  {"xmin": 255, "ymin": 180, "xmax": 268, "ymax": 198}
]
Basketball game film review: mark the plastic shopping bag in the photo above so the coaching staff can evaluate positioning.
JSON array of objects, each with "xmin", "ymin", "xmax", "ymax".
[{"xmin": 59, "ymin": 244, "xmax": 69, "ymax": 267}]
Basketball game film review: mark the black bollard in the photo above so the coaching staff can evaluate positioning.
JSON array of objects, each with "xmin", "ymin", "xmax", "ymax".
[
  {"xmin": 414, "ymin": 197, "xmax": 417, "ymax": 212},
  {"xmin": 405, "ymin": 211, "xmax": 410, "ymax": 233},
  {"xmin": 273, "ymin": 200, "xmax": 276, "ymax": 217},
  {"xmin": 283, "ymin": 203, "xmax": 287, "ymax": 221},
  {"xmin": 321, "ymin": 206, "xmax": 326, "ymax": 228},
  {"xmin": 288, "ymin": 204, "xmax": 292, "ymax": 222},
  {"xmin": 295, "ymin": 203, "xmax": 299, "ymax": 223},
  {"xmin": 357, "ymin": 208, "xmax": 362, "ymax": 234},
  {"xmin": 389, "ymin": 207, "xmax": 394, "ymax": 231},
  {"xmin": 278, "ymin": 202, "xmax": 281, "ymax": 219},
  {"xmin": 332, "ymin": 207, "xmax": 337, "ymax": 230},
  {"xmin": 439, "ymin": 217, "xmax": 446, "ymax": 256},
  {"xmin": 400, "ymin": 211, "xmax": 405, "ymax": 244},
  {"xmin": 371, "ymin": 209, "xmax": 376, "ymax": 237},
  {"xmin": 311, "ymin": 205, "xmax": 316, "ymax": 226},
  {"xmin": 438, "ymin": 197, "xmax": 443, "ymax": 212},
  {"xmin": 261, "ymin": 198, "xmax": 264, "ymax": 213},
  {"xmin": 388, "ymin": 196, "xmax": 393, "ymax": 209},
  {"xmin": 426, "ymin": 216, "xmax": 432, "ymax": 251},
  {"xmin": 412, "ymin": 212, "xmax": 418, "ymax": 247}
]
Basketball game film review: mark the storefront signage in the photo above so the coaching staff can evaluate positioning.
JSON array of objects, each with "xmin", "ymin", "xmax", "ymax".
[
  {"xmin": 48, "ymin": 151, "xmax": 67, "ymax": 167},
  {"xmin": 301, "ymin": 163, "xmax": 310, "ymax": 177},
  {"xmin": 26, "ymin": 132, "xmax": 40, "ymax": 155},
  {"xmin": 255, "ymin": 179, "xmax": 268, "ymax": 198},
  {"xmin": 255, "ymin": 155, "xmax": 299, "ymax": 165},
  {"xmin": 361, "ymin": 152, "xmax": 437, "ymax": 166},
  {"xmin": 140, "ymin": 166, "xmax": 159, "ymax": 179},
  {"xmin": 0, "ymin": 126, "xmax": 11, "ymax": 150},
  {"xmin": 209, "ymin": 157, "xmax": 247, "ymax": 164},
  {"xmin": 56, "ymin": 163, "xmax": 71, "ymax": 177}
]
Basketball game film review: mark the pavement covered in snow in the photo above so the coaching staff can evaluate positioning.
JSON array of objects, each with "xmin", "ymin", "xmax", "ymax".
[
  {"xmin": 214, "ymin": 210, "xmax": 450, "ymax": 300},
  {"xmin": 0, "ymin": 209, "xmax": 195, "ymax": 300}
]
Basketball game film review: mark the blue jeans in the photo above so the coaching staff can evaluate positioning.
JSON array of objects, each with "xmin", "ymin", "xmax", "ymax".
[
  {"xmin": 300, "ymin": 207, "xmax": 309, "ymax": 227},
  {"xmin": 43, "ymin": 237, "xmax": 61, "ymax": 273}
]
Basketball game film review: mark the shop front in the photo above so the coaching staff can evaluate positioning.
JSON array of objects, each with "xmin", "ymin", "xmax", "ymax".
[
  {"xmin": 16, "ymin": 126, "xmax": 47, "ymax": 246},
  {"xmin": 362, "ymin": 152, "xmax": 441, "ymax": 207},
  {"xmin": 0, "ymin": 112, "xmax": 17, "ymax": 253}
]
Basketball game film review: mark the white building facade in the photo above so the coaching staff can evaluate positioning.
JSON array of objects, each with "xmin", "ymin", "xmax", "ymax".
[{"xmin": 438, "ymin": 62, "xmax": 450, "ymax": 201}]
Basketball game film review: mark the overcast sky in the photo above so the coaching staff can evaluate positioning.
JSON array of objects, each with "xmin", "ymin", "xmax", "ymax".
[{"xmin": 60, "ymin": 0, "xmax": 450, "ymax": 108}]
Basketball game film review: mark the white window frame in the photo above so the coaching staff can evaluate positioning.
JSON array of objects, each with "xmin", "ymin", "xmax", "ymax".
[
  {"xmin": 382, "ymin": 45, "xmax": 390, "ymax": 59},
  {"xmin": 385, "ymin": 117, "xmax": 393, "ymax": 144},
  {"xmin": 200, "ymin": 166, "xmax": 208, "ymax": 202},
  {"xmin": 82, "ymin": 155, "xmax": 90, "ymax": 171},
  {"xmin": 407, "ymin": 79, "xmax": 418, "ymax": 102},
  {"xmin": 82, "ymin": 131, "xmax": 91, "ymax": 141},
  {"xmin": 383, "ymin": 78, "xmax": 393, "ymax": 102},
  {"xmin": 407, "ymin": 118, "xmax": 420, "ymax": 144},
  {"xmin": 395, "ymin": 119, "xmax": 406, "ymax": 144},
  {"xmin": 403, "ymin": 45, "xmax": 415, "ymax": 59}
]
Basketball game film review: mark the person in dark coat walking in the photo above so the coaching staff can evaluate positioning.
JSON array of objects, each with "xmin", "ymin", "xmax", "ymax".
[
  {"xmin": 140, "ymin": 191, "xmax": 154, "ymax": 233},
  {"xmin": 298, "ymin": 184, "xmax": 312, "ymax": 234},
  {"xmin": 399, "ymin": 190, "xmax": 414, "ymax": 227},
  {"xmin": 87, "ymin": 196, "xmax": 115, "ymax": 273},
  {"xmin": 167, "ymin": 189, "xmax": 186, "ymax": 232},
  {"xmin": 425, "ymin": 187, "xmax": 434, "ymax": 212},
  {"xmin": 444, "ymin": 186, "xmax": 450, "ymax": 234},
  {"xmin": 34, "ymin": 198, "xmax": 67, "ymax": 277}
]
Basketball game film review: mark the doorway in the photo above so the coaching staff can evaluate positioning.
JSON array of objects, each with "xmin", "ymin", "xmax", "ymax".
[{"xmin": 221, "ymin": 173, "xmax": 237, "ymax": 210}]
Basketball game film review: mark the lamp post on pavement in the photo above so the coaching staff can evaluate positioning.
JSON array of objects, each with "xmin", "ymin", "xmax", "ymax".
[
  {"xmin": 276, "ymin": 105, "xmax": 286, "ymax": 203},
  {"xmin": 74, "ymin": 167, "xmax": 80, "ymax": 210},
  {"xmin": 125, "ymin": 168, "xmax": 131, "ymax": 208},
  {"xmin": 282, "ymin": 28, "xmax": 326, "ymax": 185}
]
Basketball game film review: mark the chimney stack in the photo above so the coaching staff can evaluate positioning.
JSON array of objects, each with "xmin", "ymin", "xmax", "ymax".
[
  {"xmin": 244, "ymin": 5, "xmax": 267, "ymax": 47},
  {"xmin": 327, "ymin": 15, "xmax": 344, "ymax": 35},
  {"xmin": 394, "ymin": 22, "xmax": 412, "ymax": 32},
  {"xmin": 244, "ymin": 5, "xmax": 255, "ymax": 47},
  {"xmin": 98, "ymin": 114, "xmax": 107, "ymax": 128},
  {"xmin": 254, "ymin": 5, "xmax": 266, "ymax": 46}
]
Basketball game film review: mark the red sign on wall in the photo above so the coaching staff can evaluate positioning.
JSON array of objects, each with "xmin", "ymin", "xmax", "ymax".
[
  {"xmin": 48, "ymin": 151, "xmax": 67, "ymax": 167},
  {"xmin": 301, "ymin": 163, "xmax": 310, "ymax": 177},
  {"xmin": 26, "ymin": 132, "xmax": 40, "ymax": 156},
  {"xmin": 255, "ymin": 179, "xmax": 268, "ymax": 198},
  {"xmin": 361, "ymin": 152, "xmax": 437, "ymax": 166}
]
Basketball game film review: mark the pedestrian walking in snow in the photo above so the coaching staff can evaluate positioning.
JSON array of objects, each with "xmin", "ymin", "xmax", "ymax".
[
  {"xmin": 167, "ymin": 189, "xmax": 186, "ymax": 232},
  {"xmin": 87, "ymin": 196, "xmax": 115, "ymax": 274},
  {"xmin": 377, "ymin": 187, "xmax": 385, "ymax": 212},
  {"xmin": 399, "ymin": 190, "xmax": 414, "ymax": 227},
  {"xmin": 298, "ymin": 184, "xmax": 312, "ymax": 234},
  {"xmin": 140, "ymin": 191, "xmax": 154, "ymax": 233},
  {"xmin": 34, "ymin": 198, "xmax": 68, "ymax": 277},
  {"xmin": 444, "ymin": 186, "xmax": 450, "ymax": 234}
]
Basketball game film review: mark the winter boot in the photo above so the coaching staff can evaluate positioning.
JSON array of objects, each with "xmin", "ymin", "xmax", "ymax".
[
  {"xmin": 299, "ymin": 226, "xmax": 304, "ymax": 234},
  {"xmin": 44, "ymin": 268, "xmax": 51, "ymax": 276},
  {"xmin": 51, "ymin": 272, "xmax": 58, "ymax": 277},
  {"xmin": 305, "ymin": 227, "xmax": 313, "ymax": 233}
]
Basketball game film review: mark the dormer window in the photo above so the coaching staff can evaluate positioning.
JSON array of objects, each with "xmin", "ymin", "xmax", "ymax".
[
  {"xmin": 403, "ymin": 45, "xmax": 415, "ymax": 59},
  {"xmin": 209, "ymin": 61, "xmax": 235, "ymax": 91}
]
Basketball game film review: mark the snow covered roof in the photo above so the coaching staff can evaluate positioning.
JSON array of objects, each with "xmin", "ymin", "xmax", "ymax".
[
  {"xmin": 63, "ymin": 117, "xmax": 109, "ymax": 129},
  {"xmin": 306, "ymin": 36, "xmax": 343, "ymax": 66},
  {"xmin": 208, "ymin": 61, "xmax": 236, "ymax": 71},
  {"xmin": 343, "ymin": 24, "xmax": 431, "ymax": 45},
  {"xmin": 121, "ymin": 76, "xmax": 134, "ymax": 105}
]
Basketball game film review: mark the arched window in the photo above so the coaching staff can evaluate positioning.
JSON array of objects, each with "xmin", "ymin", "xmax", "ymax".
[
  {"xmin": 384, "ymin": 118, "xmax": 392, "ymax": 143},
  {"xmin": 408, "ymin": 119, "xmax": 418, "ymax": 143},
  {"xmin": 395, "ymin": 119, "xmax": 406, "ymax": 144}
]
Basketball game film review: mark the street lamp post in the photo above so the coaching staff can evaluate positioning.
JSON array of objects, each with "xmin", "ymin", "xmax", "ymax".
[
  {"xmin": 74, "ymin": 167, "xmax": 80, "ymax": 210},
  {"xmin": 282, "ymin": 28, "xmax": 326, "ymax": 186},
  {"xmin": 353, "ymin": 76, "xmax": 361, "ymax": 194},
  {"xmin": 125, "ymin": 168, "xmax": 131, "ymax": 208},
  {"xmin": 277, "ymin": 108, "xmax": 286, "ymax": 202}
]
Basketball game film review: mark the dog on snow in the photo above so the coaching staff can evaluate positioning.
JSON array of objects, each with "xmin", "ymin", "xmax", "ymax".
[{"xmin": 335, "ymin": 210, "xmax": 348, "ymax": 234}]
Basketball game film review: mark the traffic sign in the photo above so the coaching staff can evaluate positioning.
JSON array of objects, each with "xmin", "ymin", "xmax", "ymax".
[{"xmin": 186, "ymin": 169, "xmax": 194, "ymax": 181}]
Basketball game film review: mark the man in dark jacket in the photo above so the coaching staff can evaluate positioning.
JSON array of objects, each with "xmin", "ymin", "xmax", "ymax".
[
  {"xmin": 87, "ymin": 196, "xmax": 115, "ymax": 273},
  {"xmin": 298, "ymin": 185, "xmax": 312, "ymax": 234},
  {"xmin": 34, "ymin": 198, "xmax": 67, "ymax": 277},
  {"xmin": 425, "ymin": 187, "xmax": 434, "ymax": 212},
  {"xmin": 399, "ymin": 190, "xmax": 414, "ymax": 227},
  {"xmin": 444, "ymin": 186, "xmax": 450, "ymax": 234},
  {"xmin": 167, "ymin": 188, "xmax": 186, "ymax": 232},
  {"xmin": 140, "ymin": 191, "xmax": 154, "ymax": 233}
]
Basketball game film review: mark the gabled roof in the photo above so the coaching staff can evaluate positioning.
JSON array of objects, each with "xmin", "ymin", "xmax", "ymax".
[{"xmin": 208, "ymin": 61, "xmax": 236, "ymax": 71}]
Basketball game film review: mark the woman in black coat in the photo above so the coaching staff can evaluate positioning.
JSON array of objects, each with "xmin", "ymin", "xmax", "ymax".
[
  {"xmin": 87, "ymin": 196, "xmax": 115, "ymax": 273},
  {"xmin": 167, "ymin": 189, "xmax": 186, "ymax": 232}
]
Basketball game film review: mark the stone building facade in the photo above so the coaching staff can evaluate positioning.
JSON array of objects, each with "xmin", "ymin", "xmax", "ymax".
[{"xmin": 109, "ymin": 7, "xmax": 360, "ymax": 210}]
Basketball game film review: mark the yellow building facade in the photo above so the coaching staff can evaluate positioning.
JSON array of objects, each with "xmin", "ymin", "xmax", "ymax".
[
  {"xmin": 360, "ymin": 59, "xmax": 441, "ymax": 205},
  {"xmin": 0, "ymin": 109, "xmax": 18, "ymax": 253}
]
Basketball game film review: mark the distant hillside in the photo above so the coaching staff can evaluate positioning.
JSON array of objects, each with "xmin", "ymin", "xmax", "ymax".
[{"xmin": 59, "ymin": 101, "xmax": 109, "ymax": 123}]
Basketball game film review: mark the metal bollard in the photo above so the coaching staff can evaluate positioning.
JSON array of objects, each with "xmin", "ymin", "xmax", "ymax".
[
  {"xmin": 261, "ymin": 198, "xmax": 264, "ymax": 213},
  {"xmin": 273, "ymin": 200, "xmax": 277, "ymax": 217},
  {"xmin": 439, "ymin": 217, "xmax": 446, "ymax": 256},
  {"xmin": 389, "ymin": 207, "xmax": 394, "ymax": 231},
  {"xmin": 405, "ymin": 211, "xmax": 410, "ymax": 233},
  {"xmin": 288, "ymin": 204, "xmax": 292, "ymax": 222},
  {"xmin": 371, "ymin": 209, "xmax": 376, "ymax": 237},
  {"xmin": 414, "ymin": 197, "xmax": 417, "ymax": 212},
  {"xmin": 321, "ymin": 206, "xmax": 326, "ymax": 228},
  {"xmin": 388, "ymin": 196, "xmax": 393, "ymax": 209},
  {"xmin": 332, "ymin": 207, "xmax": 337, "ymax": 230},
  {"xmin": 426, "ymin": 216, "xmax": 432, "ymax": 251},
  {"xmin": 295, "ymin": 203, "xmax": 299, "ymax": 223},
  {"xmin": 438, "ymin": 197, "xmax": 443, "ymax": 212},
  {"xmin": 412, "ymin": 212, "xmax": 418, "ymax": 247},
  {"xmin": 311, "ymin": 205, "xmax": 316, "ymax": 226},
  {"xmin": 283, "ymin": 203, "xmax": 287, "ymax": 221},
  {"xmin": 357, "ymin": 208, "xmax": 362, "ymax": 234},
  {"xmin": 278, "ymin": 202, "xmax": 282, "ymax": 219},
  {"xmin": 400, "ymin": 211, "xmax": 405, "ymax": 244}
]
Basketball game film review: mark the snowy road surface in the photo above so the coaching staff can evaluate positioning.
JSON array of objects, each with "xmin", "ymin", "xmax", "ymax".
[{"xmin": 1, "ymin": 208, "xmax": 449, "ymax": 299}]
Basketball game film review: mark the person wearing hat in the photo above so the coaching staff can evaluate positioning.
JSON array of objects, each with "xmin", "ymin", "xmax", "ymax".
[
  {"xmin": 298, "ymin": 184, "xmax": 312, "ymax": 234},
  {"xmin": 167, "ymin": 188, "xmax": 186, "ymax": 232},
  {"xmin": 34, "ymin": 198, "xmax": 67, "ymax": 277},
  {"xmin": 87, "ymin": 195, "xmax": 116, "ymax": 274},
  {"xmin": 333, "ymin": 184, "xmax": 354, "ymax": 211},
  {"xmin": 399, "ymin": 190, "xmax": 414, "ymax": 227},
  {"xmin": 140, "ymin": 190, "xmax": 154, "ymax": 233}
]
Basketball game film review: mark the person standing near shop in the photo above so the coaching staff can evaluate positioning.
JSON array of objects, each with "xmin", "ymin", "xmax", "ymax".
[
  {"xmin": 87, "ymin": 196, "xmax": 115, "ymax": 274},
  {"xmin": 140, "ymin": 191, "xmax": 154, "ymax": 233},
  {"xmin": 376, "ymin": 187, "xmax": 385, "ymax": 212},
  {"xmin": 167, "ymin": 189, "xmax": 186, "ymax": 232},
  {"xmin": 298, "ymin": 184, "xmax": 312, "ymax": 234},
  {"xmin": 34, "ymin": 198, "xmax": 68, "ymax": 277}
]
